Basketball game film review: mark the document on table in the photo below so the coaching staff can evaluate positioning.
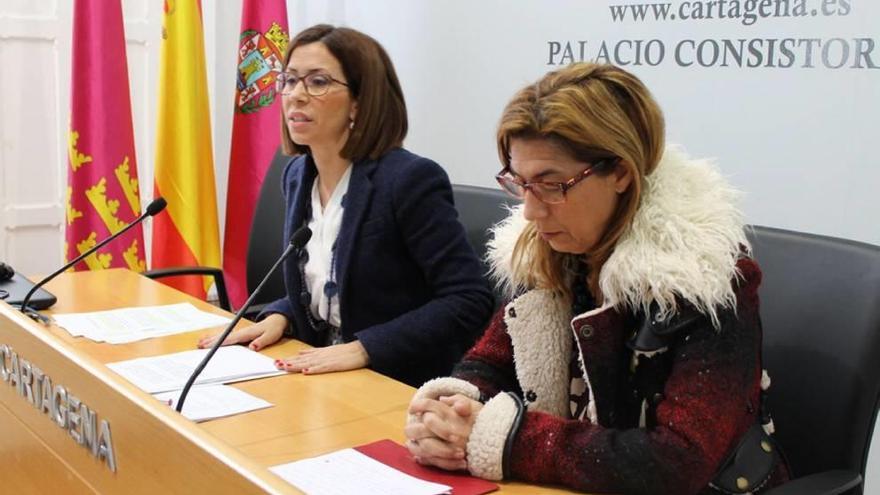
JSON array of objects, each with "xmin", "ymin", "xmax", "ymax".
[
  {"xmin": 52, "ymin": 303, "xmax": 231, "ymax": 344},
  {"xmin": 107, "ymin": 346, "xmax": 284, "ymax": 394},
  {"xmin": 271, "ymin": 448, "xmax": 452, "ymax": 495},
  {"xmin": 154, "ymin": 384, "xmax": 273, "ymax": 422}
]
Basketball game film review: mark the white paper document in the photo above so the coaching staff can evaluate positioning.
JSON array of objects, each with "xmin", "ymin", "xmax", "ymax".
[
  {"xmin": 107, "ymin": 345, "xmax": 284, "ymax": 394},
  {"xmin": 154, "ymin": 384, "xmax": 273, "ymax": 422},
  {"xmin": 270, "ymin": 448, "xmax": 452, "ymax": 495},
  {"xmin": 53, "ymin": 303, "xmax": 231, "ymax": 344}
]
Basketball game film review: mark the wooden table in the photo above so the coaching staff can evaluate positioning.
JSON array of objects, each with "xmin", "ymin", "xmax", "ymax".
[{"xmin": 0, "ymin": 269, "xmax": 574, "ymax": 494}]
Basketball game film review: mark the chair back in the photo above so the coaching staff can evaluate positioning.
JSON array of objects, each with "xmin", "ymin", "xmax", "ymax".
[
  {"xmin": 245, "ymin": 148, "xmax": 291, "ymax": 308},
  {"xmin": 747, "ymin": 226, "xmax": 880, "ymax": 491},
  {"xmin": 451, "ymin": 184, "xmax": 516, "ymax": 265},
  {"xmin": 451, "ymin": 184, "xmax": 517, "ymax": 309}
]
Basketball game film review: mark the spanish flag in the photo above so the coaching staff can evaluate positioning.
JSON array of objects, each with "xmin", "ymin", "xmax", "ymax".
[
  {"xmin": 151, "ymin": 0, "xmax": 221, "ymax": 299},
  {"xmin": 66, "ymin": 0, "xmax": 146, "ymax": 272}
]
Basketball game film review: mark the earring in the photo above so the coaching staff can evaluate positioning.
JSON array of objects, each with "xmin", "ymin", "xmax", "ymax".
[{"xmin": 349, "ymin": 119, "xmax": 355, "ymax": 130}]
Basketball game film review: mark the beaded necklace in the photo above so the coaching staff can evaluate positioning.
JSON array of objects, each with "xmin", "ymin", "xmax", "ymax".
[{"xmin": 295, "ymin": 179, "xmax": 343, "ymax": 345}]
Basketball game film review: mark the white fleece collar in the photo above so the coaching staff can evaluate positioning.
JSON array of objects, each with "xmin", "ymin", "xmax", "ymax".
[{"xmin": 486, "ymin": 145, "xmax": 749, "ymax": 326}]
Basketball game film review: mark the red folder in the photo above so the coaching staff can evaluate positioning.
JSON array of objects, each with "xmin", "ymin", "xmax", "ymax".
[{"xmin": 354, "ymin": 439, "xmax": 498, "ymax": 495}]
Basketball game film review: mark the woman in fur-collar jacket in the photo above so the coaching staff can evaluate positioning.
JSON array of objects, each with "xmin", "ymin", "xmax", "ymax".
[{"xmin": 404, "ymin": 63, "xmax": 789, "ymax": 494}]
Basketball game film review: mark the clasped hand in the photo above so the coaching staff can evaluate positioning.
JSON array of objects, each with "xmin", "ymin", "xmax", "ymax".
[
  {"xmin": 197, "ymin": 314, "xmax": 369, "ymax": 374},
  {"xmin": 405, "ymin": 394, "xmax": 483, "ymax": 471}
]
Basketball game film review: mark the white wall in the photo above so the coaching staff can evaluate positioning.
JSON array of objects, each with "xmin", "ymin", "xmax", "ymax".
[
  {"xmin": 0, "ymin": 1, "xmax": 69, "ymax": 274},
  {"xmin": 334, "ymin": 0, "xmax": 880, "ymax": 247},
  {"xmin": 0, "ymin": 0, "xmax": 877, "ymax": 488}
]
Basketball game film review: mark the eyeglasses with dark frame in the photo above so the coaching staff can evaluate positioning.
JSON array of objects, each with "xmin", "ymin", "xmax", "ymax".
[
  {"xmin": 495, "ymin": 157, "xmax": 619, "ymax": 204},
  {"xmin": 276, "ymin": 72, "xmax": 349, "ymax": 97}
]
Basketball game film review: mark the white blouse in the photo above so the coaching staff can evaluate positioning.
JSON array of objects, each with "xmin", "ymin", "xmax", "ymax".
[{"xmin": 303, "ymin": 165, "xmax": 352, "ymax": 329}]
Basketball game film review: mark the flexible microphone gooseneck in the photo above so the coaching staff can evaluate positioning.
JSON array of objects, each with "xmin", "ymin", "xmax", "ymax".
[
  {"xmin": 19, "ymin": 197, "xmax": 168, "ymax": 313},
  {"xmin": 175, "ymin": 226, "xmax": 312, "ymax": 413}
]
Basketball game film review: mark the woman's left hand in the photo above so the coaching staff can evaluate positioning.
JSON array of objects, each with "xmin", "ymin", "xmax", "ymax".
[
  {"xmin": 405, "ymin": 394, "xmax": 483, "ymax": 471},
  {"xmin": 276, "ymin": 341, "xmax": 370, "ymax": 374}
]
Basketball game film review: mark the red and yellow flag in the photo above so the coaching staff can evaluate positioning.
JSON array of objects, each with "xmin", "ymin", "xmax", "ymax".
[
  {"xmin": 151, "ymin": 0, "xmax": 221, "ymax": 299},
  {"xmin": 66, "ymin": 0, "xmax": 146, "ymax": 272},
  {"xmin": 223, "ymin": 1, "xmax": 290, "ymax": 308}
]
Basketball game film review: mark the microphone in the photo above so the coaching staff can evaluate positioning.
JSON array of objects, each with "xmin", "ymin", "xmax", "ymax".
[
  {"xmin": 19, "ymin": 197, "xmax": 168, "ymax": 314},
  {"xmin": 175, "ymin": 225, "xmax": 312, "ymax": 413}
]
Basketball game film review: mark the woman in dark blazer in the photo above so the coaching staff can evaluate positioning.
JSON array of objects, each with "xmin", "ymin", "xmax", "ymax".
[{"xmin": 200, "ymin": 25, "xmax": 493, "ymax": 387}]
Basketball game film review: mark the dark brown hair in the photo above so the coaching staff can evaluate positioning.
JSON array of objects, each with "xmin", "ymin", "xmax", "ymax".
[{"xmin": 280, "ymin": 24, "xmax": 408, "ymax": 161}]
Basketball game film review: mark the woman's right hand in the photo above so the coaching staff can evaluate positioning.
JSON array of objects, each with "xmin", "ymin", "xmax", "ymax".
[
  {"xmin": 405, "ymin": 394, "xmax": 481, "ymax": 471},
  {"xmin": 197, "ymin": 313, "xmax": 289, "ymax": 352}
]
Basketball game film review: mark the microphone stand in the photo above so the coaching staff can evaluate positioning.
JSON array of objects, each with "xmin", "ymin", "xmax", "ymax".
[
  {"xmin": 19, "ymin": 197, "xmax": 167, "ymax": 314},
  {"xmin": 176, "ymin": 227, "xmax": 310, "ymax": 413}
]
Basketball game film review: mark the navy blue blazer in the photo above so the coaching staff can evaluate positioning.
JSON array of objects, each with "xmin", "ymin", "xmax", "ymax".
[{"xmin": 260, "ymin": 148, "xmax": 494, "ymax": 386}]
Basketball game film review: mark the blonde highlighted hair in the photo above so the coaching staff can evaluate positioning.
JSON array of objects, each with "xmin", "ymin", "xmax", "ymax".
[{"xmin": 497, "ymin": 63, "xmax": 665, "ymax": 300}]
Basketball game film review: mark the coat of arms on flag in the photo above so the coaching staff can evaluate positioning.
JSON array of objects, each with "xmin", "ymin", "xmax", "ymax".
[
  {"xmin": 223, "ymin": 2, "xmax": 289, "ymax": 308},
  {"xmin": 237, "ymin": 22, "xmax": 288, "ymax": 113}
]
